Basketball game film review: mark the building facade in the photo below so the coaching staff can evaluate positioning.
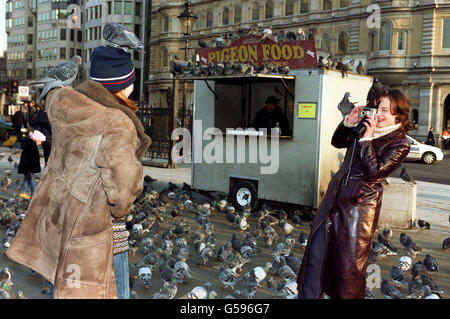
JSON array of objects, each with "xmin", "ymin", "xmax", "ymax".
[
  {"xmin": 5, "ymin": 0, "xmax": 146, "ymax": 100},
  {"xmin": 147, "ymin": 0, "xmax": 450, "ymax": 142}
]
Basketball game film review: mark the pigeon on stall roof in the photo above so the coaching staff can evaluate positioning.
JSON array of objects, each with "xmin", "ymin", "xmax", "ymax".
[
  {"xmin": 337, "ymin": 92, "xmax": 356, "ymax": 119},
  {"xmin": 400, "ymin": 168, "xmax": 416, "ymax": 184},
  {"xmin": 298, "ymin": 28, "xmax": 306, "ymax": 41},
  {"xmin": 276, "ymin": 31, "xmax": 286, "ymax": 42},
  {"xmin": 335, "ymin": 58, "xmax": 349, "ymax": 78},
  {"xmin": 286, "ymin": 31, "xmax": 297, "ymax": 41},
  {"xmin": 260, "ymin": 28, "xmax": 273, "ymax": 42},
  {"xmin": 380, "ymin": 279, "xmax": 404, "ymax": 299},
  {"xmin": 423, "ymin": 254, "xmax": 438, "ymax": 273},
  {"xmin": 103, "ymin": 23, "xmax": 145, "ymax": 52},
  {"xmin": 197, "ymin": 39, "xmax": 208, "ymax": 48},
  {"xmin": 415, "ymin": 219, "xmax": 431, "ymax": 230},
  {"xmin": 318, "ymin": 56, "xmax": 330, "ymax": 69}
]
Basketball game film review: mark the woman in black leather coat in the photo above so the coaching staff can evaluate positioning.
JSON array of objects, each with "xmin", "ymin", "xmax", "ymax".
[{"xmin": 297, "ymin": 89, "xmax": 412, "ymax": 299}]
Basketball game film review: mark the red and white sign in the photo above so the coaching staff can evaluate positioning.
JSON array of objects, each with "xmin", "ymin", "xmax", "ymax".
[
  {"xmin": 19, "ymin": 86, "xmax": 30, "ymax": 98},
  {"xmin": 196, "ymin": 35, "xmax": 318, "ymax": 69}
]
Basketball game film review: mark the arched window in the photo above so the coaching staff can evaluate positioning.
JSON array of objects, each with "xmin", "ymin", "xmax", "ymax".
[
  {"xmin": 338, "ymin": 31, "xmax": 349, "ymax": 54},
  {"xmin": 300, "ymin": 0, "xmax": 309, "ymax": 13},
  {"xmin": 252, "ymin": 3, "xmax": 260, "ymax": 21},
  {"xmin": 234, "ymin": 6, "xmax": 241, "ymax": 24},
  {"xmin": 195, "ymin": 13, "xmax": 202, "ymax": 30},
  {"xmin": 379, "ymin": 21, "xmax": 392, "ymax": 51},
  {"xmin": 285, "ymin": 0, "xmax": 294, "ymax": 16},
  {"xmin": 321, "ymin": 33, "xmax": 331, "ymax": 52},
  {"xmin": 323, "ymin": 0, "xmax": 332, "ymax": 10},
  {"xmin": 163, "ymin": 16, "xmax": 169, "ymax": 32},
  {"xmin": 222, "ymin": 7, "xmax": 229, "ymax": 25},
  {"xmin": 265, "ymin": 0, "xmax": 273, "ymax": 19},
  {"xmin": 206, "ymin": 11, "xmax": 213, "ymax": 28},
  {"xmin": 172, "ymin": 17, "xmax": 178, "ymax": 32}
]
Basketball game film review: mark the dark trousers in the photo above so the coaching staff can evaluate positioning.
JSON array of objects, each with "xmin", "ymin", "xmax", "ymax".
[{"xmin": 42, "ymin": 140, "xmax": 51, "ymax": 165}]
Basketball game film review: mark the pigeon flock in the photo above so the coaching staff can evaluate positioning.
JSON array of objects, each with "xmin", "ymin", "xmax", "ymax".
[{"xmin": 0, "ymin": 166, "xmax": 448, "ymax": 299}]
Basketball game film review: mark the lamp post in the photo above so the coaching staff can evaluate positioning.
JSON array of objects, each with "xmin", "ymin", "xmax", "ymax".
[{"xmin": 177, "ymin": 0, "xmax": 197, "ymax": 129}]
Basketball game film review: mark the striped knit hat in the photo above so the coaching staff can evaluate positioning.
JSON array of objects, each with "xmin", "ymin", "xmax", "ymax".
[{"xmin": 89, "ymin": 46, "xmax": 136, "ymax": 91}]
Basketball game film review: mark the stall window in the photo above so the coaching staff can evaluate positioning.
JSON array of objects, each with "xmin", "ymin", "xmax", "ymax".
[{"xmin": 265, "ymin": 0, "xmax": 273, "ymax": 19}]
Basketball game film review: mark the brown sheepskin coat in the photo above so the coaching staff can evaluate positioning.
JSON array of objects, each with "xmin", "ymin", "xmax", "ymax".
[{"xmin": 6, "ymin": 80, "xmax": 151, "ymax": 298}]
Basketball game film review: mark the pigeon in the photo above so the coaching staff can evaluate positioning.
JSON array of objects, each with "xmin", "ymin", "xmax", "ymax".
[
  {"xmin": 260, "ymin": 28, "xmax": 272, "ymax": 42},
  {"xmin": 423, "ymin": 285, "xmax": 440, "ymax": 299},
  {"xmin": 400, "ymin": 168, "xmax": 416, "ymax": 184},
  {"xmin": 0, "ymin": 268, "xmax": 11, "ymax": 282},
  {"xmin": 406, "ymin": 281, "xmax": 424, "ymax": 299},
  {"xmin": 152, "ymin": 281, "xmax": 178, "ymax": 299},
  {"xmin": 419, "ymin": 276, "xmax": 444, "ymax": 295},
  {"xmin": 279, "ymin": 259, "xmax": 297, "ymax": 283},
  {"xmin": 174, "ymin": 261, "xmax": 192, "ymax": 283},
  {"xmin": 390, "ymin": 266, "xmax": 414, "ymax": 288},
  {"xmin": 235, "ymin": 270, "xmax": 258, "ymax": 299},
  {"xmin": 335, "ymin": 58, "xmax": 349, "ymax": 78},
  {"xmin": 411, "ymin": 261, "xmax": 428, "ymax": 280},
  {"xmin": 318, "ymin": 56, "xmax": 330, "ymax": 69},
  {"xmin": 242, "ymin": 262, "xmax": 272, "ymax": 287},
  {"xmin": 400, "ymin": 233, "xmax": 422, "ymax": 258},
  {"xmin": 286, "ymin": 31, "xmax": 297, "ymax": 41},
  {"xmin": 366, "ymin": 76, "xmax": 386, "ymax": 108},
  {"xmin": 32, "ymin": 56, "xmax": 82, "ymax": 103},
  {"xmin": 377, "ymin": 234, "xmax": 397, "ymax": 252},
  {"xmin": 416, "ymin": 219, "xmax": 431, "ymax": 230},
  {"xmin": 103, "ymin": 23, "xmax": 144, "ymax": 52},
  {"xmin": 298, "ymin": 232, "xmax": 308, "ymax": 249},
  {"xmin": 219, "ymin": 265, "xmax": 240, "ymax": 290},
  {"xmin": 380, "ymin": 279, "xmax": 404, "ymax": 299},
  {"xmin": 442, "ymin": 237, "xmax": 450, "ymax": 251},
  {"xmin": 217, "ymin": 241, "xmax": 233, "ymax": 262},
  {"xmin": 423, "ymin": 254, "xmax": 438, "ymax": 273},
  {"xmin": 144, "ymin": 175, "xmax": 157, "ymax": 183},
  {"xmin": 215, "ymin": 37, "xmax": 224, "ymax": 48},
  {"xmin": 382, "ymin": 227, "xmax": 393, "ymax": 240},
  {"xmin": 1, "ymin": 176, "xmax": 11, "ymax": 191},
  {"xmin": 398, "ymin": 256, "xmax": 412, "ymax": 273},
  {"xmin": 231, "ymin": 233, "xmax": 243, "ymax": 252},
  {"xmin": 285, "ymin": 252, "xmax": 302, "ymax": 274},
  {"xmin": 356, "ymin": 60, "xmax": 364, "ymax": 74},
  {"xmin": 343, "ymin": 58, "xmax": 355, "ymax": 71},
  {"xmin": 370, "ymin": 241, "xmax": 397, "ymax": 260},
  {"xmin": 337, "ymin": 92, "xmax": 356, "ymax": 119},
  {"xmin": 198, "ymin": 244, "xmax": 214, "ymax": 266},
  {"xmin": 138, "ymin": 266, "xmax": 152, "ymax": 289},
  {"xmin": 276, "ymin": 31, "xmax": 286, "ymax": 42},
  {"xmin": 365, "ymin": 287, "xmax": 375, "ymax": 299},
  {"xmin": 185, "ymin": 282, "xmax": 212, "ymax": 299},
  {"xmin": 246, "ymin": 24, "xmax": 259, "ymax": 37},
  {"xmin": 266, "ymin": 276, "xmax": 297, "ymax": 299}
]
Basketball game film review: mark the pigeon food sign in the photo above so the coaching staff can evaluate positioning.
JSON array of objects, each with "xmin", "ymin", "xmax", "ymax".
[{"xmin": 196, "ymin": 35, "xmax": 317, "ymax": 69}]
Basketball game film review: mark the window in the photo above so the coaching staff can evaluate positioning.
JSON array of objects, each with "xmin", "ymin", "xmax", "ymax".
[
  {"xmin": 70, "ymin": 48, "xmax": 74, "ymax": 58},
  {"xmin": 252, "ymin": 4, "xmax": 260, "ymax": 21},
  {"xmin": 369, "ymin": 32, "xmax": 375, "ymax": 52},
  {"xmin": 60, "ymin": 47, "xmax": 66, "ymax": 59},
  {"xmin": 163, "ymin": 16, "xmax": 169, "ymax": 32},
  {"xmin": 27, "ymin": 69, "xmax": 32, "ymax": 79},
  {"xmin": 443, "ymin": 19, "xmax": 450, "ymax": 49},
  {"xmin": 125, "ymin": 1, "xmax": 132, "ymax": 15},
  {"xmin": 108, "ymin": 1, "xmax": 112, "ymax": 15},
  {"xmin": 95, "ymin": 5, "xmax": 98, "ymax": 19},
  {"xmin": 135, "ymin": 2, "xmax": 142, "ymax": 16},
  {"xmin": 265, "ymin": 1, "xmax": 273, "ymax": 19},
  {"xmin": 234, "ymin": 6, "xmax": 241, "ymax": 24},
  {"xmin": 300, "ymin": 0, "xmax": 309, "ymax": 13},
  {"xmin": 222, "ymin": 8, "xmax": 229, "ymax": 26},
  {"xmin": 285, "ymin": 0, "xmax": 294, "ymax": 16},
  {"xmin": 321, "ymin": 33, "xmax": 331, "ymax": 52},
  {"xmin": 134, "ymin": 24, "xmax": 141, "ymax": 39},
  {"xmin": 114, "ymin": 1, "xmax": 122, "ymax": 14},
  {"xmin": 323, "ymin": 0, "xmax": 332, "ymax": 10},
  {"xmin": 77, "ymin": 49, "xmax": 82, "ymax": 57},
  {"xmin": 206, "ymin": 11, "xmax": 213, "ymax": 28},
  {"xmin": 27, "ymin": 34, "xmax": 33, "ymax": 44},
  {"xmin": 338, "ymin": 31, "xmax": 349, "ymax": 54},
  {"xmin": 339, "ymin": 0, "xmax": 350, "ymax": 8},
  {"xmin": 379, "ymin": 21, "xmax": 392, "ymax": 51},
  {"xmin": 195, "ymin": 14, "xmax": 202, "ymax": 29},
  {"xmin": 90, "ymin": 28, "xmax": 93, "ymax": 41},
  {"xmin": 134, "ymin": 50, "xmax": 140, "ymax": 61},
  {"xmin": 28, "ymin": 16, "xmax": 33, "ymax": 27},
  {"xmin": 78, "ymin": 30, "xmax": 82, "ymax": 42},
  {"xmin": 161, "ymin": 47, "xmax": 168, "ymax": 67},
  {"xmin": 397, "ymin": 31, "xmax": 407, "ymax": 52},
  {"xmin": 94, "ymin": 27, "xmax": 98, "ymax": 40}
]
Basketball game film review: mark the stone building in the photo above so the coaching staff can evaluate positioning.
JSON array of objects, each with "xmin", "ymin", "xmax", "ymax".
[{"xmin": 147, "ymin": 0, "xmax": 450, "ymax": 142}]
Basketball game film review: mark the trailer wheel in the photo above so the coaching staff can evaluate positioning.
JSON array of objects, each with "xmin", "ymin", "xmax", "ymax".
[{"xmin": 231, "ymin": 180, "xmax": 259, "ymax": 211}]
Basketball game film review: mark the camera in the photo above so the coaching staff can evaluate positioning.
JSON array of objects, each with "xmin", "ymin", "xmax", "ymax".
[{"xmin": 358, "ymin": 107, "xmax": 377, "ymax": 119}]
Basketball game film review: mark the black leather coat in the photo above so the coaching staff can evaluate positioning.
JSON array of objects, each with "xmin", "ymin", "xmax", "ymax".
[{"xmin": 297, "ymin": 121, "xmax": 410, "ymax": 299}]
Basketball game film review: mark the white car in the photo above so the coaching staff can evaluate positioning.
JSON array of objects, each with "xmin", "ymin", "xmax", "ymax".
[{"xmin": 406, "ymin": 135, "xmax": 444, "ymax": 164}]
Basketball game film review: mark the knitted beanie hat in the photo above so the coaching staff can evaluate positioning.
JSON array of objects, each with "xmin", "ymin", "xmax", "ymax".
[{"xmin": 89, "ymin": 46, "xmax": 136, "ymax": 91}]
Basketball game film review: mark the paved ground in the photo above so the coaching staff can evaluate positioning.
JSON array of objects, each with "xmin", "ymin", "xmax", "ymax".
[{"xmin": 0, "ymin": 146, "xmax": 448, "ymax": 299}]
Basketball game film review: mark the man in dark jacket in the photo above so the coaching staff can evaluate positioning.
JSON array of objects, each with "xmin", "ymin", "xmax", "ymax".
[
  {"xmin": 11, "ymin": 106, "xmax": 24, "ymax": 136},
  {"xmin": 425, "ymin": 127, "xmax": 435, "ymax": 146},
  {"xmin": 32, "ymin": 108, "xmax": 52, "ymax": 166},
  {"xmin": 251, "ymin": 96, "xmax": 290, "ymax": 136}
]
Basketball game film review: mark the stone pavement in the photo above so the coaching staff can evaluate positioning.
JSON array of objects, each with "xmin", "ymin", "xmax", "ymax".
[{"xmin": 0, "ymin": 146, "xmax": 448, "ymax": 299}]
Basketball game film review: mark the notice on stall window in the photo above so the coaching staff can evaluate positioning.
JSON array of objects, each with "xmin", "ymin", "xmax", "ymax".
[{"xmin": 298, "ymin": 102, "xmax": 317, "ymax": 119}]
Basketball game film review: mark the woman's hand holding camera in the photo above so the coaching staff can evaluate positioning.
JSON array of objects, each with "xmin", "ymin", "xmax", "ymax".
[
  {"xmin": 362, "ymin": 115, "xmax": 377, "ymax": 139},
  {"xmin": 345, "ymin": 105, "xmax": 365, "ymax": 126}
]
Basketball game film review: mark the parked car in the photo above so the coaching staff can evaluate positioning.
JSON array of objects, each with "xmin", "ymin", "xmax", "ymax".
[
  {"xmin": 406, "ymin": 135, "xmax": 444, "ymax": 164},
  {"xmin": 0, "ymin": 115, "xmax": 12, "ymax": 140}
]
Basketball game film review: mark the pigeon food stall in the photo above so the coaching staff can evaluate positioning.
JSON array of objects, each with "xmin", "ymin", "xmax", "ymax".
[{"xmin": 177, "ymin": 35, "xmax": 373, "ymax": 210}]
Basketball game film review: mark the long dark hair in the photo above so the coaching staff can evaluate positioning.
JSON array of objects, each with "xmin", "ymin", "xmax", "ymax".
[{"xmin": 377, "ymin": 88, "xmax": 413, "ymax": 134}]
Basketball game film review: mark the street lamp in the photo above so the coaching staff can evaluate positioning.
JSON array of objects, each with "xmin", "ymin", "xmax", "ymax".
[{"xmin": 177, "ymin": 0, "xmax": 197, "ymax": 128}]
